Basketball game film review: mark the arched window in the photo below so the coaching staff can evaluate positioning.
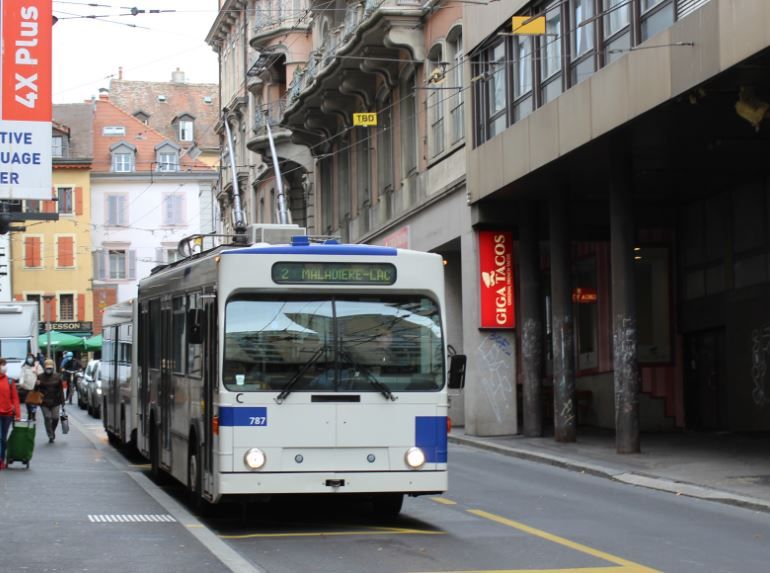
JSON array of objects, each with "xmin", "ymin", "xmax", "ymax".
[
  {"xmin": 446, "ymin": 26, "xmax": 464, "ymax": 144},
  {"xmin": 427, "ymin": 44, "xmax": 445, "ymax": 157}
]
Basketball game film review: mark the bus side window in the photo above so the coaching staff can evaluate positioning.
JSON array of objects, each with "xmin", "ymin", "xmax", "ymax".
[{"xmin": 187, "ymin": 307, "xmax": 204, "ymax": 344}]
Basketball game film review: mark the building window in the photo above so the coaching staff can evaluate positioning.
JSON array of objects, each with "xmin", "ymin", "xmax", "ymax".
[
  {"xmin": 337, "ymin": 141, "xmax": 351, "ymax": 225},
  {"xmin": 112, "ymin": 152, "xmax": 134, "ymax": 172},
  {"xmin": 25, "ymin": 200, "xmax": 40, "ymax": 213},
  {"xmin": 571, "ymin": 0, "xmax": 596, "ymax": 85},
  {"xmin": 635, "ymin": 246, "xmax": 672, "ymax": 363},
  {"xmin": 356, "ymin": 131, "xmax": 370, "ymax": 233},
  {"xmin": 447, "ymin": 27, "xmax": 464, "ymax": 145},
  {"xmin": 55, "ymin": 236, "xmax": 75, "ymax": 268},
  {"xmin": 540, "ymin": 1, "xmax": 563, "ymax": 104},
  {"xmin": 25, "ymin": 294, "xmax": 42, "ymax": 318},
  {"xmin": 641, "ymin": 0, "xmax": 674, "ymax": 41},
  {"xmin": 179, "ymin": 120, "xmax": 194, "ymax": 141},
  {"xmin": 604, "ymin": 0, "xmax": 631, "ymax": 62},
  {"xmin": 23, "ymin": 236, "xmax": 42, "ymax": 268},
  {"xmin": 52, "ymin": 136, "xmax": 63, "ymax": 158},
  {"xmin": 402, "ymin": 72, "xmax": 418, "ymax": 176},
  {"xmin": 486, "ymin": 41, "xmax": 508, "ymax": 139},
  {"xmin": 157, "ymin": 151, "xmax": 179, "ymax": 172},
  {"xmin": 133, "ymin": 111, "xmax": 150, "ymax": 124},
  {"xmin": 106, "ymin": 194, "xmax": 127, "ymax": 226},
  {"xmin": 57, "ymin": 187, "xmax": 73, "ymax": 214},
  {"xmin": 103, "ymin": 126, "xmax": 126, "ymax": 136},
  {"xmin": 377, "ymin": 94, "xmax": 393, "ymax": 194},
  {"xmin": 162, "ymin": 193, "xmax": 185, "ymax": 226},
  {"xmin": 167, "ymin": 248, "xmax": 180, "ymax": 263},
  {"xmin": 59, "ymin": 294, "xmax": 75, "ymax": 321},
  {"xmin": 575, "ymin": 256, "xmax": 599, "ymax": 371},
  {"xmin": 428, "ymin": 45, "xmax": 445, "ymax": 158},
  {"xmin": 320, "ymin": 156, "xmax": 334, "ymax": 233},
  {"xmin": 109, "ymin": 250, "xmax": 127, "ymax": 279}
]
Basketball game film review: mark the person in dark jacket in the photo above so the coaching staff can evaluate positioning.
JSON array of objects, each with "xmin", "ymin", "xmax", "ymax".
[
  {"xmin": 0, "ymin": 357, "xmax": 21, "ymax": 469},
  {"xmin": 36, "ymin": 359, "xmax": 64, "ymax": 443}
]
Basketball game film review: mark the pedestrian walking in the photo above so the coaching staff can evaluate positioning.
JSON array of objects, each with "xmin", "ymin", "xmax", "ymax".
[
  {"xmin": 0, "ymin": 357, "xmax": 22, "ymax": 469},
  {"xmin": 36, "ymin": 359, "xmax": 64, "ymax": 443},
  {"xmin": 18, "ymin": 353, "xmax": 42, "ymax": 421}
]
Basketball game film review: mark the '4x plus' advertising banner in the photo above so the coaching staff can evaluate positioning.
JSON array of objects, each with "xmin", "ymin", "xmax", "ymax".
[{"xmin": 0, "ymin": 0, "xmax": 52, "ymax": 199}]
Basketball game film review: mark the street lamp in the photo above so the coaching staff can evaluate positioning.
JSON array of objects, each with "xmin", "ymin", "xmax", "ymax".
[{"xmin": 43, "ymin": 293, "xmax": 54, "ymax": 359}]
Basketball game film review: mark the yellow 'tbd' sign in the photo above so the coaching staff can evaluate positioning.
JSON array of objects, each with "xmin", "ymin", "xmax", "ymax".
[
  {"xmin": 353, "ymin": 112, "xmax": 378, "ymax": 126},
  {"xmin": 512, "ymin": 15, "xmax": 546, "ymax": 35}
]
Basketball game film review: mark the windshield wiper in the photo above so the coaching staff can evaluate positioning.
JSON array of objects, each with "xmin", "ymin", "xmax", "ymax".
[
  {"xmin": 338, "ymin": 349, "xmax": 397, "ymax": 402},
  {"xmin": 275, "ymin": 345, "xmax": 328, "ymax": 404}
]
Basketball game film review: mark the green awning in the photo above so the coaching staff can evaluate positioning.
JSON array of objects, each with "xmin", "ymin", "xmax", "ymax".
[
  {"xmin": 38, "ymin": 331, "xmax": 86, "ymax": 351},
  {"xmin": 84, "ymin": 334, "xmax": 102, "ymax": 351}
]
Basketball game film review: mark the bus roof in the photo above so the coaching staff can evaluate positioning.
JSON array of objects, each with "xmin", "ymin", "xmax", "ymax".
[{"xmin": 221, "ymin": 244, "xmax": 397, "ymax": 257}]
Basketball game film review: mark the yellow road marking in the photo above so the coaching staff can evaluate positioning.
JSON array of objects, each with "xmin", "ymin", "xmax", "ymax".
[
  {"xmin": 468, "ymin": 510, "xmax": 662, "ymax": 573},
  {"xmin": 221, "ymin": 528, "xmax": 445, "ymax": 540},
  {"xmin": 431, "ymin": 497, "xmax": 458, "ymax": 505},
  {"xmin": 412, "ymin": 567, "xmax": 633, "ymax": 573},
  {"xmin": 186, "ymin": 524, "xmax": 204, "ymax": 528}
]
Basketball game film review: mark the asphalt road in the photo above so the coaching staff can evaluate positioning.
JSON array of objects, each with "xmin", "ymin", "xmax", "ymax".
[{"xmin": 4, "ymin": 403, "xmax": 769, "ymax": 573}]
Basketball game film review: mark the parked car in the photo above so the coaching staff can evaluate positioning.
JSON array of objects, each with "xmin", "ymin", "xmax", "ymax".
[
  {"xmin": 86, "ymin": 361, "xmax": 102, "ymax": 418},
  {"xmin": 75, "ymin": 365, "xmax": 90, "ymax": 409},
  {"xmin": 80, "ymin": 360, "xmax": 100, "ymax": 414}
]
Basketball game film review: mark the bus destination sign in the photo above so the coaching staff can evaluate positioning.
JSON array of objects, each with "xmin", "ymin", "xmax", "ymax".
[{"xmin": 272, "ymin": 262, "xmax": 396, "ymax": 285}]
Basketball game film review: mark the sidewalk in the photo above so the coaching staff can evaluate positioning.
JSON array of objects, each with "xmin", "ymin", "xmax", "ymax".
[{"xmin": 449, "ymin": 427, "xmax": 770, "ymax": 512}]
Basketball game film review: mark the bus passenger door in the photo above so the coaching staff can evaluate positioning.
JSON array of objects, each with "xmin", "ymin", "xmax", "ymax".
[
  {"xmin": 160, "ymin": 299, "xmax": 173, "ymax": 469},
  {"xmin": 202, "ymin": 294, "xmax": 217, "ymax": 495}
]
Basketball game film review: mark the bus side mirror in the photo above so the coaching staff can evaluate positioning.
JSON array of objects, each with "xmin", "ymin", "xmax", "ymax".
[
  {"xmin": 187, "ymin": 308, "xmax": 204, "ymax": 344},
  {"xmin": 448, "ymin": 354, "xmax": 466, "ymax": 389}
]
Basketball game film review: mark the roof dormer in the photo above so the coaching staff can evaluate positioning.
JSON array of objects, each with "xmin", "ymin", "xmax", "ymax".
[{"xmin": 172, "ymin": 113, "xmax": 196, "ymax": 142}]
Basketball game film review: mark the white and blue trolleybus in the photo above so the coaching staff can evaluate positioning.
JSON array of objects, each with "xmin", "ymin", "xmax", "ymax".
[{"xmin": 134, "ymin": 225, "xmax": 465, "ymax": 515}]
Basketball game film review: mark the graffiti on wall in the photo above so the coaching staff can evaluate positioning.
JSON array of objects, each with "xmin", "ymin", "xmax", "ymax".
[
  {"xmin": 476, "ymin": 332, "xmax": 514, "ymax": 423},
  {"xmin": 751, "ymin": 324, "xmax": 770, "ymax": 407}
]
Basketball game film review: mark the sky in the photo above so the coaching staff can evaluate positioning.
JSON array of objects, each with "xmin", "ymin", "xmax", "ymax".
[{"xmin": 52, "ymin": 0, "xmax": 220, "ymax": 104}]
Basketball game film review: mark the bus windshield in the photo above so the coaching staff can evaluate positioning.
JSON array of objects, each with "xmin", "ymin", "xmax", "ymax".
[{"xmin": 224, "ymin": 296, "xmax": 444, "ymax": 393}]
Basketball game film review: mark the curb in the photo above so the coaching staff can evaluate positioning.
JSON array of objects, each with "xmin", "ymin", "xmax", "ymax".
[{"xmin": 449, "ymin": 434, "xmax": 770, "ymax": 513}]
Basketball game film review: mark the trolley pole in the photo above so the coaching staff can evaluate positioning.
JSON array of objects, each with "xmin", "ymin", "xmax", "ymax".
[
  {"xmin": 222, "ymin": 114, "xmax": 247, "ymax": 233},
  {"xmin": 265, "ymin": 122, "xmax": 290, "ymax": 225}
]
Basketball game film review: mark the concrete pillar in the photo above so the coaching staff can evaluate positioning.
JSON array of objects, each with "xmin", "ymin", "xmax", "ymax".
[
  {"xmin": 550, "ymin": 189, "xmax": 576, "ymax": 443},
  {"xmin": 519, "ymin": 202, "xmax": 543, "ymax": 437},
  {"xmin": 460, "ymin": 229, "xmax": 517, "ymax": 436},
  {"xmin": 610, "ymin": 156, "xmax": 640, "ymax": 454}
]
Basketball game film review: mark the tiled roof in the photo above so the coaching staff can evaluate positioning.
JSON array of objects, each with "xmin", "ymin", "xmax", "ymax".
[
  {"xmin": 108, "ymin": 75, "xmax": 220, "ymax": 152},
  {"xmin": 53, "ymin": 103, "xmax": 94, "ymax": 159},
  {"xmin": 93, "ymin": 98, "xmax": 215, "ymax": 173}
]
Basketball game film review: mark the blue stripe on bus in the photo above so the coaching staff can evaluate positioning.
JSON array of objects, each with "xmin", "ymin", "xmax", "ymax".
[
  {"xmin": 219, "ymin": 407, "xmax": 268, "ymax": 427},
  {"xmin": 415, "ymin": 416, "xmax": 448, "ymax": 463},
  {"xmin": 221, "ymin": 245, "xmax": 397, "ymax": 256}
]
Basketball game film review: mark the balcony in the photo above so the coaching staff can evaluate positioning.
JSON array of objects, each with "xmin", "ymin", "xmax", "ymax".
[{"xmin": 278, "ymin": 0, "xmax": 425, "ymax": 152}]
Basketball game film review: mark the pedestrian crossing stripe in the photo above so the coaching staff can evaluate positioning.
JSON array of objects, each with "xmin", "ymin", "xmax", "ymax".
[{"xmin": 88, "ymin": 514, "xmax": 176, "ymax": 523}]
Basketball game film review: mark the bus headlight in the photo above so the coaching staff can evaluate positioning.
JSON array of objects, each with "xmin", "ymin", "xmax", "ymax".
[
  {"xmin": 244, "ymin": 448, "xmax": 266, "ymax": 470},
  {"xmin": 404, "ymin": 447, "xmax": 425, "ymax": 469}
]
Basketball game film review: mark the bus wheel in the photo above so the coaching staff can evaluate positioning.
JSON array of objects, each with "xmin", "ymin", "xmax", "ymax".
[
  {"xmin": 372, "ymin": 493, "xmax": 403, "ymax": 518},
  {"xmin": 150, "ymin": 423, "xmax": 161, "ymax": 480},
  {"xmin": 187, "ymin": 443, "xmax": 210, "ymax": 515}
]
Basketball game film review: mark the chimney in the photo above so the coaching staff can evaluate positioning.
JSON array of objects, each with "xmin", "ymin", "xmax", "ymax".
[
  {"xmin": 118, "ymin": 66, "xmax": 123, "ymax": 80},
  {"xmin": 171, "ymin": 68, "xmax": 185, "ymax": 83}
]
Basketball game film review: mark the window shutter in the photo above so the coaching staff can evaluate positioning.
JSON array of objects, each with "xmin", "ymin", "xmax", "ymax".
[
  {"xmin": 128, "ymin": 250, "xmax": 137, "ymax": 279},
  {"xmin": 50, "ymin": 299, "xmax": 57, "ymax": 322},
  {"xmin": 25, "ymin": 237, "xmax": 35, "ymax": 267},
  {"xmin": 14, "ymin": 294, "xmax": 23, "ymax": 301},
  {"xmin": 75, "ymin": 187, "xmax": 84, "ymax": 216},
  {"xmin": 44, "ymin": 188, "xmax": 56, "ymax": 213},
  {"xmin": 119, "ymin": 195, "xmax": 127, "ymax": 226},
  {"xmin": 93, "ymin": 249, "xmax": 105, "ymax": 280},
  {"xmin": 77, "ymin": 293, "xmax": 86, "ymax": 321},
  {"xmin": 57, "ymin": 236, "xmax": 74, "ymax": 267}
]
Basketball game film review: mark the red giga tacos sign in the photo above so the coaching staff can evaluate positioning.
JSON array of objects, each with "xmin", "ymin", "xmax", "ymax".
[{"xmin": 478, "ymin": 230, "xmax": 515, "ymax": 329}]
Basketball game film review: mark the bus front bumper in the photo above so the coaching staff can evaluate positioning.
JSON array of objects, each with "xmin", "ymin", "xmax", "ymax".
[{"xmin": 214, "ymin": 470, "xmax": 447, "ymax": 500}]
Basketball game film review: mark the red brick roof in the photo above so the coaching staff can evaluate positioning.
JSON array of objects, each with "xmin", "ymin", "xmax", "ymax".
[
  {"xmin": 108, "ymin": 76, "xmax": 220, "ymax": 152},
  {"xmin": 93, "ymin": 98, "xmax": 214, "ymax": 173}
]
